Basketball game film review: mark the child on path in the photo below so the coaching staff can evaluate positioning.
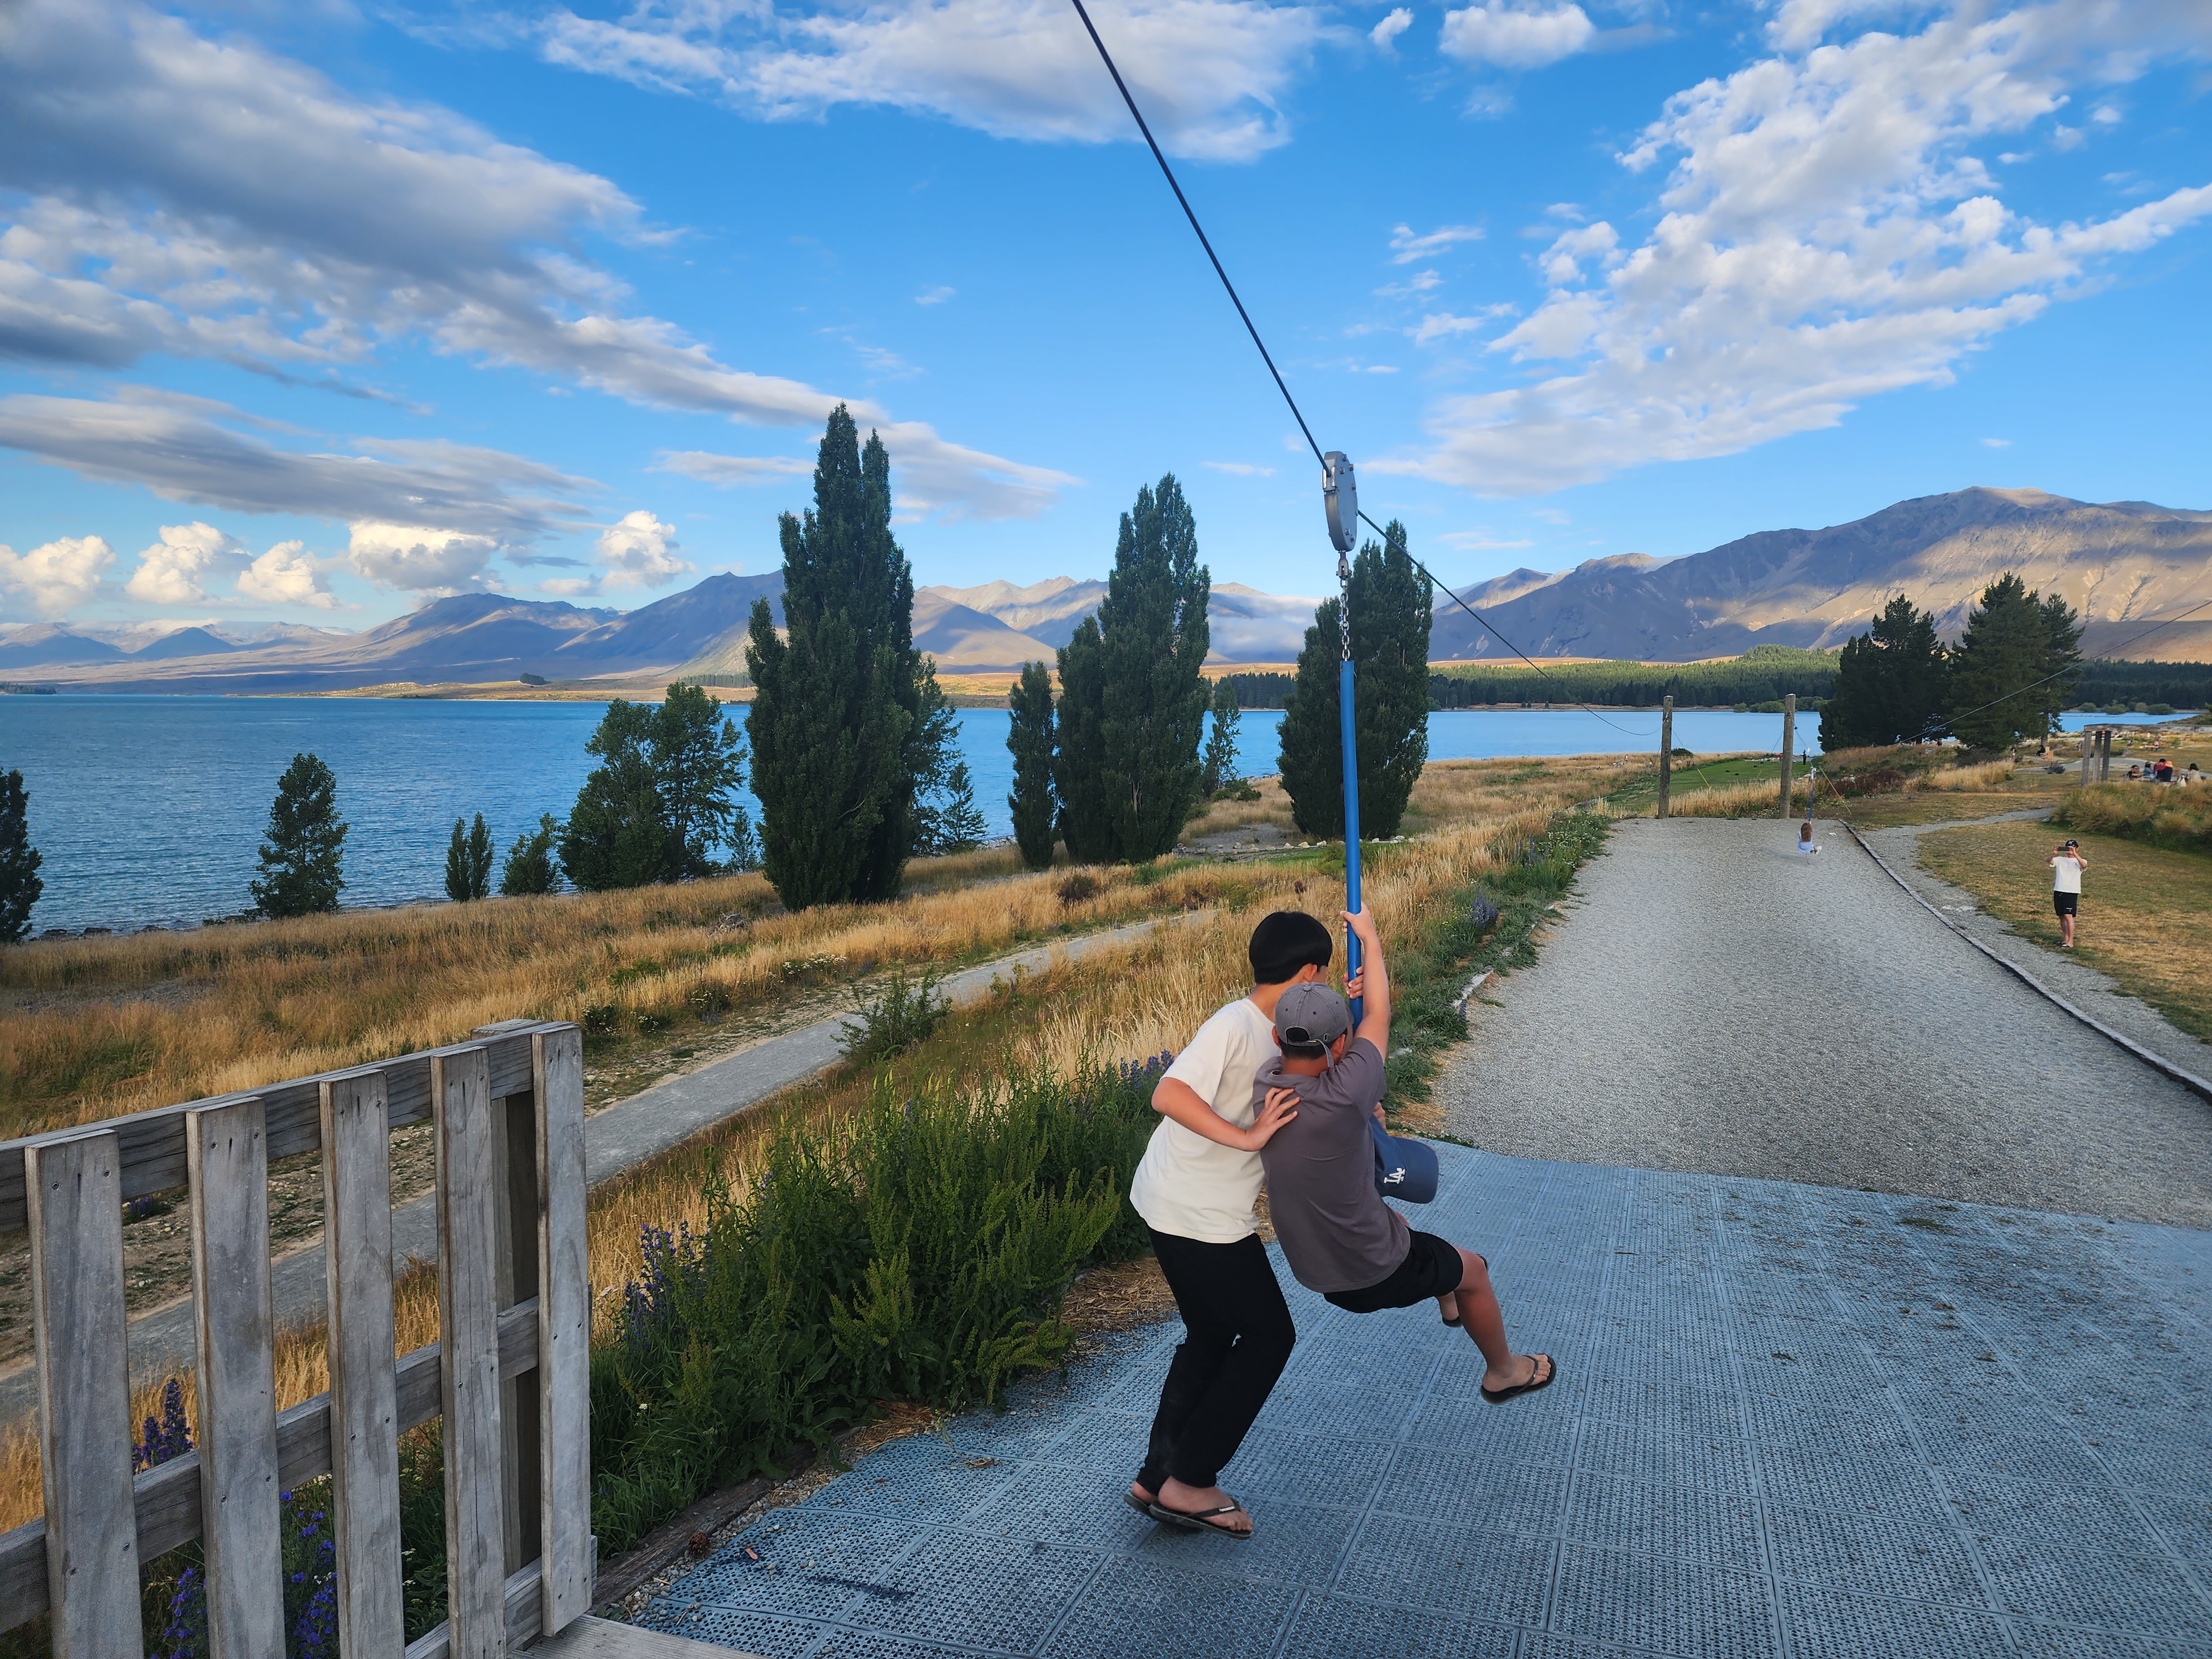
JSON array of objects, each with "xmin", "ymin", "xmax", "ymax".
[
  {"xmin": 1124, "ymin": 911, "xmax": 1338, "ymax": 1540},
  {"xmin": 1256, "ymin": 907, "xmax": 1554, "ymax": 1404},
  {"xmin": 2051, "ymin": 837, "xmax": 2088, "ymax": 948}
]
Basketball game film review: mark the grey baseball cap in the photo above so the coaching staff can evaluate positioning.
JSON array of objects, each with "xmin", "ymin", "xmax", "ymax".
[{"xmin": 1275, "ymin": 983, "xmax": 1352, "ymax": 1050}]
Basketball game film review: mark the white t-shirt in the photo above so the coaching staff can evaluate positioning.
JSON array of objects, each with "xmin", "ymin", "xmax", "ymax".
[
  {"xmin": 1128, "ymin": 995, "xmax": 1279, "ymax": 1243},
  {"xmin": 2052, "ymin": 855, "xmax": 2084, "ymax": 894}
]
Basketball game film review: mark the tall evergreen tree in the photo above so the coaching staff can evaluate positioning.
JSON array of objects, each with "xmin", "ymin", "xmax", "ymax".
[
  {"xmin": 252, "ymin": 753, "xmax": 347, "ymax": 918},
  {"xmin": 1946, "ymin": 573, "xmax": 2077, "ymax": 750},
  {"xmin": 1277, "ymin": 520, "xmax": 1434, "ymax": 839},
  {"xmin": 0, "ymin": 769, "xmax": 41, "ymax": 945},
  {"xmin": 444, "ymin": 813, "xmax": 493, "ymax": 901},
  {"xmin": 654, "ymin": 684, "xmax": 754, "ymax": 877},
  {"xmin": 1054, "ymin": 474, "xmax": 1211, "ymax": 862},
  {"xmin": 560, "ymin": 701, "xmax": 666, "ymax": 891},
  {"xmin": 1200, "ymin": 677, "xmax": 1243, "ymax": 797},
  {"xmin": 907, "ymin": 663, "xmax": 983, "ymax": 857},
  {"xmin": 499, "ymin": 813, "xmax": 561, "ymax": 896},
  {"xmin": 1819, "ymin": 593, "xmax": 1952, "ymax": 750},
  {"xmin": 1006, "ymin": 661, "xmax": 1058, "ymax": 870},
  {"xmin": 746, "ymin": 407, "xmax": 917, "ymax": 907}
]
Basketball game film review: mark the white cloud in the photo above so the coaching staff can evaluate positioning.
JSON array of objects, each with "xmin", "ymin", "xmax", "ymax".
[
  {"xmin": 346, "ymin": 524, "xmax": 503, "ymax": 596},
  {"xmin": 1439, "ymin": 4, "xmax": 1595, "ymax": 70},
  {"xmin": 915, "ymin": 286, "xmax": 957, "ymax": 305},
  {"xmin": 237, "ymin": 540, "xmax": 338, "ymax": 608},
  {"xmin": 1375, "ymin": 269, "xmax": 1443, "ymax": 298},
  {"xmin": 0, "ymin": 0, "xmax": 1070, "ymax": 525},
  {"xmin": 0, "ymin": 535, "xmax": 115, "ymax": 616},
  {"xmin": 1410, "ymin": 305, "xmax": 1515, "ymax": 345},
  {"xmin": 1981, "ymin": 436, "xmax": 2012, "ymax": 447},
  {"xmin": 1389, "ymin": 223, "xmax": 1485, "ymax": 264},
  {"xmin": 125, "ymin": 520, "xmax": 241, "ymax": 604},
  {"xmin": 1203, "ymin": 460, "xmax": 1276, "ymax": 476},
  {"xmin": 1385, "ymin": 0, "xmax": 2212, "ymax": 497},
  {"xmin": 1371, "ymin": 8, "xmax": 1415, "ymax": 53},
  {"xmin": 655, "ymin": 451, "xmax": 816, "ymax": 485},
  {"xmin": 596, "ymin": 510, "xmax": 693, "ymax": 589},
  {"xmin": 536, "ymin": 0, "xmax": 1328, "ymax": 164},
  {"xmin": 0, "ymin": 392, "xmax": 591, "ymax": 538}
]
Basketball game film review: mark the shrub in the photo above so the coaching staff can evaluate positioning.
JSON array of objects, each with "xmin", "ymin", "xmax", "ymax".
[
  {"xmin": 2052, "ymin": 784, "xmax": 2212, "ymax": 855},
  {"xmin": 582, "ymin": 1004, "xmax": 623, "ymax": 1037},
  {"xmin": 836, "ymin": 967, "xmax": 950, "ymax": 1065},
  {"xmin": 1056, "ymin": 872, "xmax": 1100, "ymax": 907}
]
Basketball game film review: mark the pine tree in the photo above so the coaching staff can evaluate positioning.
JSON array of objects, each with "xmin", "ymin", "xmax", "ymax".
[
  {"xmin": 1054, "ymin": 474, "xmax": 1210, "ymax": 863},
  {"xmin": 252, "ymin": 753, "xmax": 347, "ymax": 918},
  {"xmin": 445, "ymin": 818, "xmax": 472, "ymax": 901},
  {"xmin": 1946, "ymin": 573, "xmax": 2074, "ymax": 751},
  {"xmin": 560, "ymin": 701, "xmax": 666, "ymax": 892},
  {"xmin": 922, "ymin": 760, "xmax": 987, "ymax": 855},
  {"xmin": 1277, "ymin": 520, "xmax": 1433, "ymax": 839},
  {"xmin": 907, "ymin": 662, "xmax": 983, "ymax": 857},
  {"xmin": 0, "ymin": 769, "xmax": 41, "ymax": 945},
  {"xmin": 1200, "ymin": 679, "xmax": 1242, "ymax": 797},
  {"xmin": 467, "ymin": 812, "xmax": 494, "ymax": 897},
  {"xmin": 1820, "ymin": 594, "xmax": 1951, "ymax": 750},
  {"xmin": 746, "ymin": 407, "xmax": 917, "ymax": 908},
  {"xmin": 1006, "ymin": 661, "xmax": 1057, "ymax": 870},
  {"xmin": 499, "ymin": 813, "xmax": 561, "ymax": 896},
  {"xmin": 654, "ymin": 684, "xmax": 754, "ymax": 877}
]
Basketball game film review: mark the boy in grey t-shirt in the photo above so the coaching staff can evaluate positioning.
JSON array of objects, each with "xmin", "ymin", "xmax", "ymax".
[{"xmin": 1256, "ymin": 907, "xmax": 1555, "ymax": 1404}]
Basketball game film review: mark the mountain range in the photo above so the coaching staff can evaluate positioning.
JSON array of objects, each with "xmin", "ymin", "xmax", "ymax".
[{"xmin": 6, "ymin": 487, "xmax": 2205, "ymax": 690}]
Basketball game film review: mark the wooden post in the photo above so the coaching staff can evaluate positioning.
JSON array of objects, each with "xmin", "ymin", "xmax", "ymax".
[
  {"xmin": 436, "ymin": 1047, "xmax": 508, "ymax": 1659},
  {"xmin": 1657, "ymin": 696, "xmax": 1673, "ymax": 819},
  {"xmin": 27, "ymin": 1131, "xmax": 142, "ymax": 1659},
  {"xmin": 1778, "ymin": 693, "xmax": 1796, "ymax": 817},
  {"xmin": 2078, "ymin": 726, "xmax": 2091, "ymax": 785},
  {"xmin": 322, "ymin": 1071, "xmax": 405, "ymax": 1656},
  {"xmin": 2102, "ymin": 728, "xmax": 2114, "ymax": 784},
  {"xmin": 535, "ymin": 1028, "xmax": 593, "ymax": 1639},
  {"xmin": 186, "ymin": 1098, "xmax": 285, "ymax": 1659}
]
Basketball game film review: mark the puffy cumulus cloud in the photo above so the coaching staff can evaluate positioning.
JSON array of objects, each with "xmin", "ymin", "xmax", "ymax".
[
  {"xmin": 1370, "ymin": 8, "xmax": 1414, "ymax": 53},
  {"xmin": 0, "ymin": 0, "xmax": 1072, "ymax": 523},
  {"xmin": 538, "ymin": 0, "xmax": 1328, "ymax": 164},
  {"xmin": 346, "ymin": 524, "xmax": 503, "ymax": 596},
  {"xmin": 1384, "ymin": 0, "xmax": 2212, "ymax": 497},
  {"xmin": 0, "ymin": 534, "xmax": 115, "ymax": 615},
  {"xmin": 595, "ymin": 510, "xmax": 693, "ymax": 589},
  {"xmin": 654, "ymin": 450, "xmax": 815, "ymax": 486},
  {"xmin": 1439, "ymin": 4, "xmax": 1594, "ymax": 70},
  {"xmin": 0, "ymin": 392, "xmax": 591, "ymax": 538},
  {"xmin": 236, "ymin": 540, "xmax": 338, "ymax": 608},
  {"xmin": 124, "ymin": 520, "xmax": 242, "ymax": 604}
]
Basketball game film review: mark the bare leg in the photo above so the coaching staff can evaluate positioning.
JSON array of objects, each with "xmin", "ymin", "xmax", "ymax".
[
  {"xmin": 2062, "ymin": 912, "xmax": 2076, "ymax": 947},
  {"xmin": 1453, "ymin": 1248, "xmax": 1549, "ymax": 1394},
  {"xmin": 1438, "ymin": 1292, "xmax": 1459, "ymax": 1324}
]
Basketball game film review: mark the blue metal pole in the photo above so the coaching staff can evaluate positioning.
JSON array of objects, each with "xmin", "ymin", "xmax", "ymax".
[{"xmin": 1340, "ymin": 648, "xmax": 1363, "ymax": 1023}]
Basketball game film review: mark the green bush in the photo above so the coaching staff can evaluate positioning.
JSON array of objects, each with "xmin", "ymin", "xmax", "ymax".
[
  {"xmin": 2051, "ymin": 784, "xmax": 2212, "ymax": 856},
  {"xmin": 588, "ymin": 1058, "xmax": 1159, "ymax": 1554},
  {"xmin": 836, "ymin": 967, "xmax": 951, "ymax": 1065}
]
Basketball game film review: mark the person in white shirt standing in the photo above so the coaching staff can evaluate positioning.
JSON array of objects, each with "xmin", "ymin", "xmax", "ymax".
[
  {"xmin": 1124, "ymin": 911, "xmax": 1335, "ymax": 1540},
  {"xmin": 2051, "ymin": 837, "xmax": 2088, "ymax": 947}
]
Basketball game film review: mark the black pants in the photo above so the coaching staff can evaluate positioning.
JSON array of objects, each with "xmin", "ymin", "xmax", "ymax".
[{"xmin": 1137, "ymin": 1227, "xmax": 1296, "ymax": 1491}]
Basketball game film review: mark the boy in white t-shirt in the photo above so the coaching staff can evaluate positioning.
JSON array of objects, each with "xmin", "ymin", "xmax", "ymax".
[
  {"xmin": 2051, "ymin": 837, "xmax": 2088, "ymax": 947},
  {"xmin": 1124, "ymin": 911, "xmax": 1334, "ymax": 1540}
]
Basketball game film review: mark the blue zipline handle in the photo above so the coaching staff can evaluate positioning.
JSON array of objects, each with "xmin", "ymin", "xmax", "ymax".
[{"xmin": 1339, "ymin": 654, "xmax": 1363, "ymax": 1025}]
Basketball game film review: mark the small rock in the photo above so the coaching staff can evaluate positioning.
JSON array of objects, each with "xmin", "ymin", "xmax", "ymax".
[{"xmin": 687, "ymin": 1531, "xmax": 712, "ymax": 1557}]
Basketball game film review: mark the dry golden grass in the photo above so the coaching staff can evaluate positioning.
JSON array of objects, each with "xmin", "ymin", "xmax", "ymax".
[{"xmin": 1917, "ymin": 819, "xmax": 2212, "ymax": 1042}]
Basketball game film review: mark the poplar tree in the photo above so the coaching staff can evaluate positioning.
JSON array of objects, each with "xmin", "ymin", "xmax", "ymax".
[
  {"xmin": 1945, "ymin": 574, "xmax": 2080, "ymax": 751},
  {"xmin": 1200, "ymin": 679, "xmax": 1242, "ymax": 796},
  {"xmin": 1053, "ymin": 474, "xmax": 1210, "ymax": 862},
  {"xmin": 1820, "ymin": 594, "xmax": 1950, "ymax": 750},
  {"xmin": 1277, "ymin": 520, "xmax": 1432, "ymax": 839},
  {"xmin": 0, "ymin": 769, "xmax": 41, "ymax": 945},
  {"xmin": 1006, "ymin": 662, "xmax": 1058, "ymax": 869},
  {"xmin": 747, "ymin": 407, "xmax": 917, "ymax": 907},
  {"xmin": 252, "ymin": 753, "xmax": 347, "ymax": 918},
  {"xmin": 445, "ymin": 813, "xmax": 493, "ymax": 901}
]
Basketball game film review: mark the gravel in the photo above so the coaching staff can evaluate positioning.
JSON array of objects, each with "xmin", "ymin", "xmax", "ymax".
[{"xmin": 1433, "ymin": 815, "xmax": 2212, "ymax": 1229}]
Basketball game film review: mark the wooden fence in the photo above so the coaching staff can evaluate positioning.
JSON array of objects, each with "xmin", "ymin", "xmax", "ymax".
[{"xmin": 0, "ymin": 1019, "xmax": 615, "ymax": 1657}]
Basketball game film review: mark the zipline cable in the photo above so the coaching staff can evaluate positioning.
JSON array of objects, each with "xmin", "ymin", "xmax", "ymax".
[
  {"xmin": 1921, "ymin": 589, "xmax": 2212, "ymax": 740},
  {"xmin": 1066, "ymin": 0, "xmax": 1660, "ymax": 743}
]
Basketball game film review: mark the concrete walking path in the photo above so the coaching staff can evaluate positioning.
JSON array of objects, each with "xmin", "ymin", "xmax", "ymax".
[
  {"xmin": 635, "ymin": 1146, "xmax": 2212, "ymax": 1658},
  {"xmin": 0, "ymin": 912, "xmax": 1199, "ymax": 1425}
]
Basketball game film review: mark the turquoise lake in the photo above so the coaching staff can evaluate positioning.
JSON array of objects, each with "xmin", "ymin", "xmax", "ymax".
[{"xmin": 2, "ymin": 697, "xmax": 1812, "ymax": 932}]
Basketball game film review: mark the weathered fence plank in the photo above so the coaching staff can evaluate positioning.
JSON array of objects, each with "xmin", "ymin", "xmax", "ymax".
[
  {"xmin": 536, "ymin": 1026, "xmax": 594, "ymax": 1637},
  {"xmin": 323, "ymin": 1070, "xmax": 407, "ymax": 1656},
  {"xmin": 436, "ymin": 1047, "xmax": 509, "ymax": 1658},
  {"xmin": 27, "ymin": 1131, "xmax": 143, "ymax": 1658},
  {"xmin": 186, "ymin": 1097, "xmax": 285, "ymax": 1659}
]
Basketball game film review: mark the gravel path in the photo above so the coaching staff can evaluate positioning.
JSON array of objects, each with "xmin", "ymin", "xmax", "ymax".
[{"xmin": 1433, "ymin": 816, "xmax": 2212, "ymax": 1228}]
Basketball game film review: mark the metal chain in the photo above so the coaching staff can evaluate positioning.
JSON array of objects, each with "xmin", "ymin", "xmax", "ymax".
[{"xmin": 1337, "ymin": 550, "xmax": 1353, "ymax": 664}]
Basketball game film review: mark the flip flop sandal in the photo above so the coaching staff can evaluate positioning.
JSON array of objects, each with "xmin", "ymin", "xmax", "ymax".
[
  {"xmin": 1441, "ymin": 1313, "xmax": 1462, "ymax": 1328},
  {"xmin": 1145, "ymin": 1498, "xmax": 1255, "ymax": 1540},
  {"xmin": 1124, "ymin": 1488, "xmax": 1156, "ymax": 1517},
  {"xmin": 1480, "ymin": 1353, "xmax": 1558, "ymax": 1405}
]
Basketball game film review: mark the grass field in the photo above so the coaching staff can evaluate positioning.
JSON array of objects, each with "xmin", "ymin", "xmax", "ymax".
[{"xmin": 1917, "ymin": 818, "xmax": 2212, "ymax": 1042}]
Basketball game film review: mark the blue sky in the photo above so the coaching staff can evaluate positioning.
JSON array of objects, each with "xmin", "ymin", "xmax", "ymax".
[{"xmin": 1, "ymin": 0, "xmax": 2206, "ymax": 635}]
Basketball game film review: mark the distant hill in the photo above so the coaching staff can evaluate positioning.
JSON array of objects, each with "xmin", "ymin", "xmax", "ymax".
[{"xmin": 18, "ymin": 487, "xmax": 2208, "ymax": 690}]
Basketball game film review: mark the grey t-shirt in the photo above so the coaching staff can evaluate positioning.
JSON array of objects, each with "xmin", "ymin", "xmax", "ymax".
[{"xmin": 1255, "ymin": 1038, "xmax": 1410, "ymax": 1293}]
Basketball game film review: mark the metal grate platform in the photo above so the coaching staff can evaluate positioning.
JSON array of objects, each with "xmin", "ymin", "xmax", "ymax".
[{"xmin": 635, "ymin": 1147, "xmax": 2212, "ymax": 1657}]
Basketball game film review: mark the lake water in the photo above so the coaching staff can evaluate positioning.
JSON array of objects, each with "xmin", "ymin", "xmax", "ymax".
[{"xmin": 3, "ymin": 697, "xmax": 1804, "ymax": 932}]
